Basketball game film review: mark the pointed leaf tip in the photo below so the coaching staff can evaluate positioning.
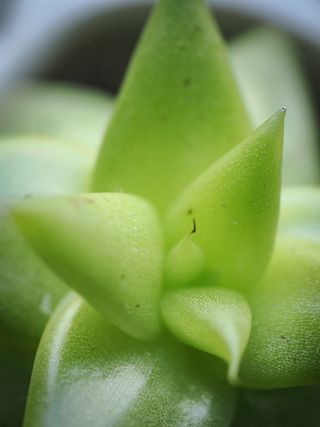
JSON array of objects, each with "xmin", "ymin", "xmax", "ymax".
[
  {"xmin": 161, "ymin": 287, "xmax": 252, "ymax": 383},
  {"xmin": 230, "ymin": 25, "xmax": 319, "ymax": 186},
  {"xmin": 92, "ymin": 0, "xmax": 251, "ymax": 211},
  {"xmin": 166, "ymin": 110, "xmax": 285, "ymax": 291},
  {"xmin": 12, "ymin": 193, "xmax": 163, "ymax": 340}
]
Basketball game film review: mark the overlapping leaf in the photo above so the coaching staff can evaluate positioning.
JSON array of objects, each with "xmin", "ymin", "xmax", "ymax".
[
  {"xmin": 13, "ymin": 193, "xmax": 163, "ymax": 340},
  {"xmin": 0, "ymin": 135, "xmax": 93, "ymax": 425},
  {"xmin": 0, "ymin": 135, "xmax": 93, "ymax": 349},
  {"xmin": 92, "ymin": 0, "xmax": 251, "ymax": 211},
  {"xmin": 166, "ymin": 111, "xmax": 284, "ymax": 291},
  {"xmin": 24, "ymin": 294, "xmax": 236, "ymax": 427},
  {"xmin": 162, "ymin": 287, "xmax": 251, "ymax": 383},
  {"xmin": 239, "ymin": 237, "xmax": 320, "ymax": 388}
]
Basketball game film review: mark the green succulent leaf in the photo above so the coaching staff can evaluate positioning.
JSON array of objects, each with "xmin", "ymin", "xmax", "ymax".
[
  {"xmin": 0, "ymin": 214, "xmax": 66, "ymax": 352},
  {"xmin": 239, "ymin": 237, "xmax": 320, "ymax": 388},
  {"xmin": 24, "ymin": 294, "xmax": 236, "ymax": 427},
  {"xmin": 279, "ymin": 187, "xmax": 320, "ymax": 243},
  {"xmin": 12, "ymin": 193, "xmax": 163, "ymax": 340},
  {"xmin": 0, "ymin": 134, "xmax": 94, "ymax": 350},
  {"xmin": 92, "ymin": 0, "xmax": 251, "ymax": 211},
  {"xmin": 0, "ymin": 135, "xmax": 94, "ymax": 425},
  {"xmin": 0, "ymin": 136, "xmax": 95, "ymax": 203},
  {"xmin": 161, "ymin": 287, "xmax": 251, "ymax": 383},
  {"xmin": 164, "ymin": 235, "xmax": 205, "ymax": 288},
  {"xmin": 166, "ymin": 110, "xmax": 284, "ymax": 291},
  {"xmin": 0, "ymin": 83, "xmax": 113, "ymax": 149},
  {"xmin": 230, "ymin": 26, "xmax": 319, "ymax": 185}
]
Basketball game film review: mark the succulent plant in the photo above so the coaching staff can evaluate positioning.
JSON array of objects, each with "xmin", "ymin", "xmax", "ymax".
[{"xmin": 1, "ymin": 0, "xmax": 320, "ymax": 426}]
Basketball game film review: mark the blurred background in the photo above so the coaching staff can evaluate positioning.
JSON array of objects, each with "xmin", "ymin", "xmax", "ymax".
[
  {"xmin": 1, "ymin": 1, "xmax": 320, "ymax": 427},
  {"xmin": 0, "ymin": 0, "xmax": 320, "ymax": 94}
]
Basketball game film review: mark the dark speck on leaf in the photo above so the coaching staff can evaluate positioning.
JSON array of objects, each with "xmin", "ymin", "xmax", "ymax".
[
  {"xmin": 183, "ymin": 78, "xmax": 191, "ymax": 86},
  {"xmin": 191, "ymin": 218, "xmax": 197, "ymax": 234},
  {"xmin": 187, "ymin": 208, "xmax": 193, "ymax": 215},
  {"xmin": 280, "ymin": 335, "xmax": 288, "ymax": 340},
  {"xmin": 135, "ymin": 304, "xmax": 141, "ymax": 309},
  {"xmin": 194, "ymin": 25, "xmax": 200, "ymax": 32},
  {"xmin": 121, "ymin": 274, "xmax": 126, "ymax": 280}
]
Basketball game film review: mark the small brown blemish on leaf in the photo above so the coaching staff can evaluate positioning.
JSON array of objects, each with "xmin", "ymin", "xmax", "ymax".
[
  {"xmin": 70, "ymin": 197, "xmax": 94, "ymax": 208},
  {"xmin": 70, "ymin": 198, "xmax": 82, "ymax": 208},
  {"xmin": 183, "ymin": 78, "xmax": 191, "ymax": 87},
  {"xmin": 83, "ymin": 197, "xmax": 94, "ymax": 204},
  {"xmin": 187, "ymin": 208, "xmax": 193, "ymax": 215}
]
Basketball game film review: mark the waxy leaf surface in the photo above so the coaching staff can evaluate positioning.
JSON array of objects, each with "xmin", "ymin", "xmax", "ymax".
[
  {"xmin": 239, "ymin": 237, "xmax": 320, "ymax": 388},
  {"xmin": 92, "ymin": 0, "xmax": 251, "ymax": 211},
  {"xmin": 24, "ymin": 294, "xmax": 236, "ymax": 427},
  {"xmin": 13, "ymin": 193, "xmax": 163, "ymax": 340},
  {"xmin": 162, "ymin": 287, "xmax": 251, "ymax": 383},
  {"xmin": 167, "ymin": 111, "xmax": 284, "ymax": 291}
]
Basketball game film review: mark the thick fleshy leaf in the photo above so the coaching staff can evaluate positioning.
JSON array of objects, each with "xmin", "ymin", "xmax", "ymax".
[
  {"xmin": 24, "ymin": 294, "xmax": 236, "ymax": 427},
  {"xmin": 239, "ymin": 237, "xmax": 320, "ymax": 388},
  {"xmin": 166, "ymin": 111, "xmax": 284, "ymax": 291},
  {"xmin": 0, "ymin": 135, "xmax": 92, "ymax": 426},
  {"xmin": 0, "ymin": 133, "xmax": 93, "ymax": 349},
  {"xmin": 92, "ymin": 0, "xmax": 251, "ymax": 211},
  {"xmin": 0, "ymin": 213, "xmax": 66, "ymax": 352},
  {"xmin": 279, "ymin": 187, "xmax": 320, "ymax": 243},
  {"xmin": 13, "ymin": 193, "xmax": 163, "ymax": 340},
  {"xmin": 231, "ymin": 385, "xmax": 320, "ymax": 427},
  {"xmin": 161, "ymin": 287, "xmax": 251, "ymax": 383},
  {"xmin": 0, "ymin": 136, "xmax": 95, "ymax": 203},
  {"xmin": 230, "ymin": 26, "xmax": 319, "ymax": 185},
  {"xmin": 0, "ymin": 213, "xmax": 64, "ymax": 426},
  {"xmin": 0, "ymin": 83, "xmax": 113, "ymax": 149}
]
